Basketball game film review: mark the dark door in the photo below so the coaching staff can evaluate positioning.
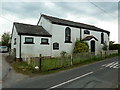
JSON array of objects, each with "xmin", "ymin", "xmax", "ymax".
[{"xmin": 91, "ymin": 40, "xmax": 95, "ymax": 52}]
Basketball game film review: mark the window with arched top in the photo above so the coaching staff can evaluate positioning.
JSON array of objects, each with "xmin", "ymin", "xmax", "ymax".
[
  {"xmin": 101, "ymin": 33, "xmax": 104, "ymax": 44},
  {"xmin": 65, "ymin": 27, "xmax": 71, "ymax": 43}
]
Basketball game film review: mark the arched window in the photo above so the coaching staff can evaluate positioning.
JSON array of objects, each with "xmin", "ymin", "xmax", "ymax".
[
  {"xmin": 101, "ymin": 33, "xmax": 104, "ymax": 44},
  {"xmin": 65, "ymin": 27, "xmax": 71, "ymax": 43}
]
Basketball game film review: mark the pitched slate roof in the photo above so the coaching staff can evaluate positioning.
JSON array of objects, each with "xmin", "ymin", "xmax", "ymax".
[
  {"xmin": 40, "ymin": 14, "xmax": 110, "ymax": 35},
  {"xmin": 14, "ymin": 22, "xmax": 52, "ymax": 37},
  {"xmin": 82, "ymin": 35, "xmax": 98, "ymax": 41}
]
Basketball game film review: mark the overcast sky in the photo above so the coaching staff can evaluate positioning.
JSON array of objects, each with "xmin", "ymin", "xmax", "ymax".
[{"xmin": 0, "ymin": 1, "xmax": 119, "ymax": 43}]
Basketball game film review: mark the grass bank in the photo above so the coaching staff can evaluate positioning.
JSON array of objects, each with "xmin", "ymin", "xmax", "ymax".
[{"xmin": 6, "ymin": 53, "xmax": 119, "ymax": 76}]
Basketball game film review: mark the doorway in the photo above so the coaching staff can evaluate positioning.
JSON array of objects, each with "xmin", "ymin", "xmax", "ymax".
[{"xmin": 91, "ymin": 40, "xmax": 95, "ymax": 52}]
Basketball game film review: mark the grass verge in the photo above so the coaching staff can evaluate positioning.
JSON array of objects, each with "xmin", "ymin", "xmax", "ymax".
[{"xmin": 5, "ymin": 53, "xmax": 119, "ymax": 76}]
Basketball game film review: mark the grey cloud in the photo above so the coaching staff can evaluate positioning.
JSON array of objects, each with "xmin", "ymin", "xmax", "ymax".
[
  {"xmin": 1, "ymin": 2, "xmax": 118, "ymax": 23},
  {"xmin": 2, "ymin": 2, "xmax": 49, "ymax": 19},
  {"xmin": 54, "ymin": 2, "xmax": 118, "ymax": 21}
]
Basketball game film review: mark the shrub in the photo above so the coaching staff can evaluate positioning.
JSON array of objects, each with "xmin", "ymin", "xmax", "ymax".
[
  {"xmin": 60, "ymin": 51, "xmax": 67, "ymax": 58},
  {"xmin": 102, "ymin": 43, "xmax": 108, "ymax": 51},
  {"xmin": 73, "ymin": 40, "xmax": 89, "ymax": 53}
]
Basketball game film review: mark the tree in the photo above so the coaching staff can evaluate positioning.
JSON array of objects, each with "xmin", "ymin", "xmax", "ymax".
[
  {"xmin": 1, "ymin": 32, "xmax": 11, "ymax": 47},
  {"xmin": 109, "ymin": 41, "xmax": 120, "ymax": 53},
  {"xmin": 0, "ymin": 41, "xmax": 2, "ymax": 46},
  {"xmin": 109, "ymin": 41, "xmax": 115, "ymax": 50}
]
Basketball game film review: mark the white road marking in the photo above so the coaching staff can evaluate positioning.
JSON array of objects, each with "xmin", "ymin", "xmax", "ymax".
[
  {"xmin": 102, "ymin": 62, "xmax": 115, "ymax": 67},
  {"xmin": 46, "ymin": 72, "xmax": 93, "ymax": 90},
  {"xmin": 113, "ymin": 64, "xmax": 120, "ymax": 69},
  {"xmin": 109, "ymin": 62, "xmax": 118, "ymax": 68},
  {"xmin": 102, "ymin": 61, "xmax": 119, "ymax": 69}
]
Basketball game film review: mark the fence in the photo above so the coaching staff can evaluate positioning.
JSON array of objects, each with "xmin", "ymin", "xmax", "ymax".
[
  {"xmin": 106, "ymin": 50, "xmax": 118, "ymax": 54},
  {"xmin": 22, "ymin": 50, "xmax": 118, "ymax": 71}
]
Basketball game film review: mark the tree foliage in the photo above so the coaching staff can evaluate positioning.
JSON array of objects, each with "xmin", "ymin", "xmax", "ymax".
[
  {"xmin": 1, "ymin": 32, "xmax": 11, "ymax": 46},
  {"xmin": 73, "ymin": 40, "xmax": 89, "ymax": 53},
  {"xmin": 109, "ymin": 41, "xmax": 120, "ymax": 53},
  {"xmin": 102, "ymin": 42, "xmax": 108, "ymax": 51}
]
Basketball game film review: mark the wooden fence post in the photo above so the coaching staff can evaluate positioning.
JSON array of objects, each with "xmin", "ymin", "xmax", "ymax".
[
  {"xmin": 39, "ymin": 54, "xmax": 42, "ymax": 71},
  {"xmin": 100, "ymin": 51, "xmax": 102, "ymax": 58},
  {"xmin": 61, "ymin": 57, "xmax": 64, "ymax": 67},
  {"xmin": 71, "ymin": 54, "xmax": 73, "ymax": 65}
]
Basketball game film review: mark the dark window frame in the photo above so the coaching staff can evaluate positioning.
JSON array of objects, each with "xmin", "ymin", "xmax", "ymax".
[
  {"xmin": 65, "ymin": 27, "xmax": 72, "ymax": 43},
  {"xmin": 53, "ymin": 42, "xmax": 59, "ymax": 50},
  {"xmin": 41, "ymin": 38, "xmax": 49, "ymax": 45},
  {"xmin": 84, "ymin": 30, "xmax": 90, "ymax": 34},
  {"xmin": 24, "ymin": 37, "xmax": 34, "ymax": 44},
  {"xmin": 101, "ymin": 33, "xmax": 104, "ymax": 44},
  {"xmin": 14, "ymin": 38, "xmax": 16, "ymax": 45}
]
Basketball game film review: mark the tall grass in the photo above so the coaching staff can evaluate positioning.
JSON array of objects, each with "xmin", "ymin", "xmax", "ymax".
[{"xmin": 27, "ymin": 53, "xmax": 119, "ymax": 71}]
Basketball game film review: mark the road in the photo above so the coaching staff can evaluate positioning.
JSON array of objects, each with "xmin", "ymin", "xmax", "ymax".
[
  {"xmin": 0, "ymin": 53, "xmax": 11, "ymax": 90},
  {"xmin": 1, "ymin": 53, "xmax": 28, "ymax": 89},
  {"xmin": 6, "ymin": 56, "xmax": 120, "ymax": 89}
]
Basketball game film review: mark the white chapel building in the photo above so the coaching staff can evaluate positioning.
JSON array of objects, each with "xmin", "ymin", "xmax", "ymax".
[{"xmin": 11, "ymin": 14, "xmax": 110, "ymax": 60}]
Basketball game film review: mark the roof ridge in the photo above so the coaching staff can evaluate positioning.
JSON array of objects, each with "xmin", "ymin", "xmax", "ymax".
[
  {"xmin": 41, "ymin": 14, "xmax": 95, "ymax": 27},
  {"xmin": 41, "ymin": 14, "xmax": 110, "ymax": 34},
  {"xmin": 14, "ymin": 22, "xmax": 39, "ymax": 27}
]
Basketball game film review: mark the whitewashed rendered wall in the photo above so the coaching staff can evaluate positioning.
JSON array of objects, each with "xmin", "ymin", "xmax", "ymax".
[
  {"xmin": 11, "ymin": 26, "xmax": 20, "ymax": 58},
  {"xmin": 21, "ymin": 35, "xmax": 51, "ymax": 58},
  {"xmin": 38, "ymin": 17, "xmax": 52, "ymax": 34},
  {"xmin": 51, "ymin": 24, "xmax": 80, "ymax": 57},
  {"xmin": 82, "ymin": 29, "xmax": 109, "ymax": 54},
  {"xmin": 38, "ymin": 17, "xmax": 109, "ymax": 56}
]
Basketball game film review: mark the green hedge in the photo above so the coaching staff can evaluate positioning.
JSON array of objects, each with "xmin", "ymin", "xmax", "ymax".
[{"xmin": 109, "ymin": 44, "xmax": 120, "ymax": 53}]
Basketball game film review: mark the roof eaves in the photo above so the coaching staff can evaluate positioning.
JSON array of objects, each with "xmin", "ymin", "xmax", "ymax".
[{"xmin": 18, "ymin": 33, "xmax": 52, "ymax": 37}]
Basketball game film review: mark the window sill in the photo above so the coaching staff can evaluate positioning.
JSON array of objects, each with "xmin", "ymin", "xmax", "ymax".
[
  {"xmin": 53, "ymin": 49, "xmax": 59, "ymax": 50},
  {"xmin": 40, "ymin": 43, "xmax": 49, "ymax": 45},
  {"xmin": 64, "ymin": 41, "xmax": 72, "ymax": 43},
  {"xmin": 84, "ymin": 33, "xmax": 90, "ymax": 34},
  {"xmin": 24, "ymin": 42, "xmax": 34, "ymax": 44}
]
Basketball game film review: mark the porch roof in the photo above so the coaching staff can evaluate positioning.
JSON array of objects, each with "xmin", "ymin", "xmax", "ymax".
[{"xmin": 82, "ymin": 35, "xmax": 98, "ymax": 41}]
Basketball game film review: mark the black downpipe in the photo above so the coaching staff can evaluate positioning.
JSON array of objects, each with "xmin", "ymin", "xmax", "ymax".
[{"xmin": 19, "ymin": 35, "xmax": 21, "ymax": 59}]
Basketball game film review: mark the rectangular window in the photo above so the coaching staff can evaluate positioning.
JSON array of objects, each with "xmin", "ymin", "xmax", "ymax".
[
  {"xmin": 41, "ymin": 38, "xmax": 49, "ymax": 44},
  {"xmin": 53, "ymin": 43, "xmax": 59, "ymax": 50},
  {"xmin": 84, "ymin": 30, "xmax": 90, "ymax": 34},
  {"xmin": 24, "ymin": 37, "xmax": 34, "ymax": 44},
  {"xmin": 14, "ymin": 38, "xmax": 16, "ymax": 45}
]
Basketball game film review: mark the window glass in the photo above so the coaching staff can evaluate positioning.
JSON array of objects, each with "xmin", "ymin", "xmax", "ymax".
[
  {"xmin": 65, "ymin": 27, "xmax": 71, "ymax": 43},
  {"xmin": 14, "ymin": 38, "xmax": 16, "ymax": 45},
  {"xmin": 41, "ymin": 38, "xmax": 48, "ymax": 44},
  {"xmin": 25, "ymin": 37, "xmax": 34, "ymax": 44},
  {"xmin": 101, "ymin": 33, "xmax": 104, "ymax": 44},
  {"xmin": 84, "ymin": 30, "xmax": 90, "ymax": 34},
  {"xmin": 53, "ymin": 43, "xmax": 59, "ymax": 50}
]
